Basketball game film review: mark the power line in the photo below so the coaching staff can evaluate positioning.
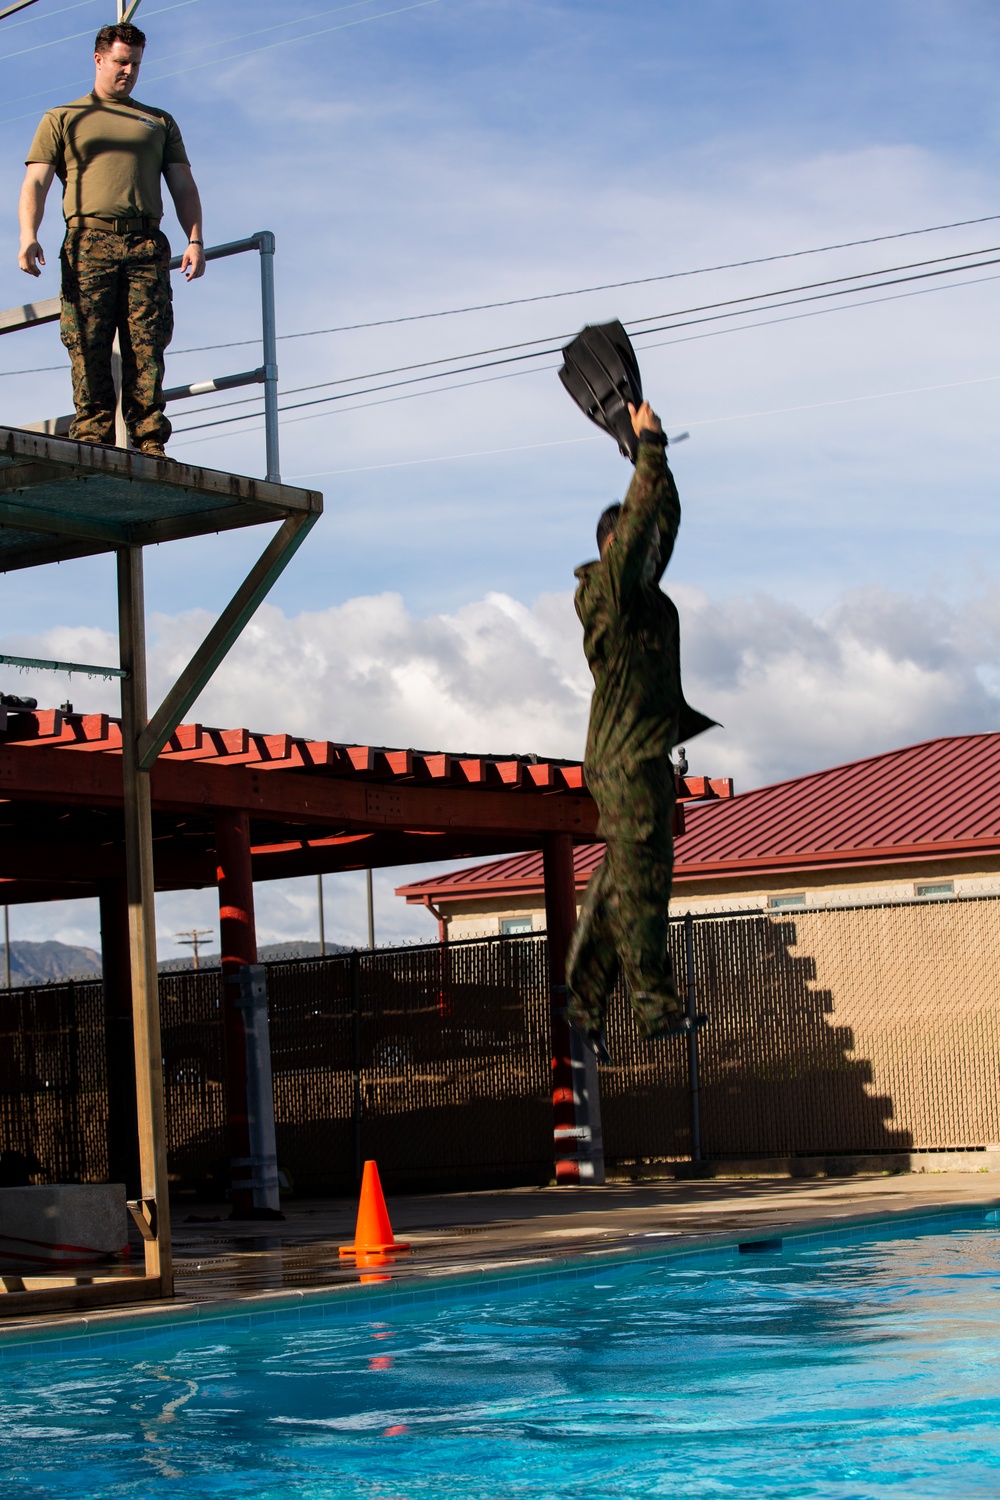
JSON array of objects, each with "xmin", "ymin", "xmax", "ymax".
[
  {"xmin": 146, "ymin": 0, "xmax": 443, "ymax": 85},
  {"xmin": 0, "ymin": 0, "xmax": 444, "ymax": 124},
  {"xmin": 160, "ymin": 212, "xmax": 1000, "ymax": 359},
  {"xmin": 170, "ymin": 244, "xmax": 1000, "ymax": 423},
  {"xmin": 3, "ymin": 215, "xmax": 997, "ymax": 379},
  {"xmin": 226, "ymin": 267, "xmax": 1000, "ymax": 441},
  {"xmin": 274, "ymin": 267, "xmax": 1000, "ymax": 434},
  {"xmin": 633, "ymin": 252, "xmax": 1000, "ymax": 339},
  {"xmin": 0, "ymin": 0, "xmax": 204, "ymax": 63},
  {"xmin": 267, "ymin": 244, "xmax": 1000, "ymax": 400},
  {"xmin": 0, "ymin": 363, "xmax": 65, "ymax": 377},
  {"xmin": 216, "ymin": 370, "xmax": 1000, "ymax": 479},
  {"xmin": 0, "ymin": 0, "xmax": 94, "ymax": 35},
  {"xmin": 1, "ymin": 0, "xmax": 377, "ymax": 67},
  {"xmin": 173, "ymin": 261, "xmax": 1000, "ymax": 432},
  {"xmin": 170, "ymin": 263, "xmax": 1000, "ymax": 438}
]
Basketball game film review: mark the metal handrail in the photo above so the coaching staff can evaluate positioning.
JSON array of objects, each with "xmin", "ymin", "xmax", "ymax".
[{"xmin": 0, "ymin": 229, "xmax": 280, "ymax": 480}]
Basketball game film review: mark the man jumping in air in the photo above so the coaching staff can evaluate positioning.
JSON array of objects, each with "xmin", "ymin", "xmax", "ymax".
[
  {"xmin": 17, "ymin": 21, "xmax": 205, "ymax": 457},
  {"xmin": 566, "ymin": 398, "xmax": 715, "ymax": 1057}
]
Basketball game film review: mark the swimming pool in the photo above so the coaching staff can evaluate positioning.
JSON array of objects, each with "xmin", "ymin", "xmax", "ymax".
[{"xmin": 2, "ymin": 1214, "xmax": 999, "ymax": 1498}]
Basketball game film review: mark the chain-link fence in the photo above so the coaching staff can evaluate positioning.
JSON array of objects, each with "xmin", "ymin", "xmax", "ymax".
[
  {"xmin": 0, "ymin": 978, "xmax": 106, "ymax": 1185},
  {"xmin": 2, "ymin": 896, "xmax": 999, "ymax": 1193}
]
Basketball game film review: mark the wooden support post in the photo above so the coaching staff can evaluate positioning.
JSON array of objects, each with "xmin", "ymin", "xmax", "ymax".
[
  {"xmin": 99, "ymin": 880, "xmax": 140, "ymax": 1196},
  {"xmin": 215, "ymin": 809, "xmax": 256, "ymax": 1219},
  {"xmin": 117, "ymin": 546, "xmax": 172, "ymax": 1292},
  {"xmin": 543, "ymin": 833, "xmax": 604, "ymax": 1184}
]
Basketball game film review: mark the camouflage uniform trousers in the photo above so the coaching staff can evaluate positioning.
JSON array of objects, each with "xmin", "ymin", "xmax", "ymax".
[
  {"xmin": 59, "ymin": 226, "xmax": 173, "ymax": 447},
  {"xmin": 566, "ymin": 755, "xmax": 682, "ymax": 1040}
]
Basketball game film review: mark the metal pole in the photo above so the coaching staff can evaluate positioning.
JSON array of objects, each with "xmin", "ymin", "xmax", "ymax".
[
  {"xmin": 3, "ymin": 906, "xmax": 10, "ymax": 988},
  {"xmin": 685, "ymin": 912, "xmax": 702, "ymax": 1163},
  {"xmin": 317, "ymin": 874, "xmax": 326, "ymax": 956},
  {"xmin": 117, "ymin": 545, "xmax": 172, "ymax": 1291},
  {"xmin": 543, "ymin": 833, "xmax": 604, "ymax": 1184},
  {"xmin": 350, "ymin": 950, "xmax": 362, "ymax": 1183},
  {"xmin": 236, "ymin": 965, "xmax": 281, "ymax": 1216},
  {"xmin": 366, "ymin": 868, "xmax": 375, "ymax": 950},
  {"xmin": 257, "ymin": 231, "xmax": 280, "ymax": 482}
]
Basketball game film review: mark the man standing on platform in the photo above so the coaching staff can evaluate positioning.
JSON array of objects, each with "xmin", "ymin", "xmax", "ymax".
[
  {"xmin": 566, "ymin": 399, "xmax": 715, "ymax": 1059},
  {"xmin": 17, "ymin": 22, "xmax": 205, "ymax": 457}
]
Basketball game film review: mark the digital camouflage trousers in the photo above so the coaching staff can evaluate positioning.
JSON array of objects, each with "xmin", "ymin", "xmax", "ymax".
[
  {"xmin": 60, "ymin": 227, "xmax": 173, "ymax": 447},
  {"xmin": 566, "ymin": 755, "xmax": 682, "ymax": 1040}
]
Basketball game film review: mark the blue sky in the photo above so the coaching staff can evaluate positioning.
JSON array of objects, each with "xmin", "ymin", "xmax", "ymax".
[{"xmin": 1, "ymin": 0, "xmax": 999, "ymax": 955}]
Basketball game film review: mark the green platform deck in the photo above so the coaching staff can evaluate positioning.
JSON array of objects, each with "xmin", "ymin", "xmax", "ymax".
[{"xmin": 0, "ymin": 425, "xmax": 322, "ymax": 572}]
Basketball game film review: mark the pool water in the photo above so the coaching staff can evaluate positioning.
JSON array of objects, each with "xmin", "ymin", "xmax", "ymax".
[{"xmin": 2, "ymin": 1222, "xmax": 1000, "ymax": 1498}]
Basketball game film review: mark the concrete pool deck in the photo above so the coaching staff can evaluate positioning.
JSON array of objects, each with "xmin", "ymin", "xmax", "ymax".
[{"xmin": 2, "ymin": 1171, "xmax": 999, "ymax": 1342}]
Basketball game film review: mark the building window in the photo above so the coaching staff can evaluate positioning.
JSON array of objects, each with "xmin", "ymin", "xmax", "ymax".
[
  {"xmin": 768, "ymin": 893, "xmax": 806, "ymax": 910},
  {"xmin": 501, "ymin": 917, "xmax": 533, "ymax": 935},
  {"xmin": 915, "ymin": 880, "xmax": 954, "ymax": 898}
]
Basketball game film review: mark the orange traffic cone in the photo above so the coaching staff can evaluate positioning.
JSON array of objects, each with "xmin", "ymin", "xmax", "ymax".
[{"xmin": 339, "ymin": 1160, "xmax": 410, "ymax": 1257}]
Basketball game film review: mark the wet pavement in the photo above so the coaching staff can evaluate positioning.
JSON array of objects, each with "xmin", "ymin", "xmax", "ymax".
[
  {"xmin": 168, "ymin": 1172, "xmax": 1000, "ymax": 1299},
  {"xmin": 2, "ymin": 1172, "xmax": 998, "ymax": 1339}
]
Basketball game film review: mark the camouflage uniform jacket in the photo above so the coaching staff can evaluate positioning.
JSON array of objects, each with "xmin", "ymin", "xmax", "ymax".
[{"xmin": 574, "ymin": 433, "xmax": 715, "ymax": 781}]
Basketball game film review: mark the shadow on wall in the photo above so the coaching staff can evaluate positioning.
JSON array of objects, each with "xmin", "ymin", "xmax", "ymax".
[{"xmin": 601, "ymin": 915, "xmax": 914, "ymax": 1163}]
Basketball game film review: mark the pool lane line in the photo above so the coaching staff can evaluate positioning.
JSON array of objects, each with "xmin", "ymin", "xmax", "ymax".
[{"xmin": 1, "ymin": 1194, "xmax": 999, "ymax": 1362}]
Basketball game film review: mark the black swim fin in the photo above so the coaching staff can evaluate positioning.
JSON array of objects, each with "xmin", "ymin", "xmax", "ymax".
[{"xmin": 559, "ymin": 320, "xmax": 644, "ymax": 462}]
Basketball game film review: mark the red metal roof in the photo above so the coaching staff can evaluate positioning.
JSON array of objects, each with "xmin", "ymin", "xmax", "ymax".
[
  {"xmin": 0, "ymin": 705, "xmax": 591, "ymax": 790},
  {"xmin": 0, "ymin": 703, "xmax": 732, "ymax": 903},
  {"xmin": 0, "ymin": 704, "xmax": 598, "ymax": 904},
  {"xmin": 397, "ymin": 732, "xmax": 1000, "ymax": 902}
]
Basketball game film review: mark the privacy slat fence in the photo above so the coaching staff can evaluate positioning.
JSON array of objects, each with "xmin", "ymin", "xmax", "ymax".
[{"xmin": 2, "ymin": 897, "xmax": 999, "ymax": 1194}]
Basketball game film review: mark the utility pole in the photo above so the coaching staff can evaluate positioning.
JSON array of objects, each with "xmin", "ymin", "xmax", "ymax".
[
  {"xmin": 118, "ymin": 0, "xmax": 144, "ymax": 21},
  {"xmin": 317, "ymin": 874, "xmax": 326, "ymax": 956},
  {"xmin": 366, "ymin": 869, "xmax": 375, "ymax": 950},
  {"xmin": 176, "ymin": 928, "xmax": 213, "ymax": 970},
  {"xmin": 3, "ymin": 906, "xmax": 9, "ymax": 988}
]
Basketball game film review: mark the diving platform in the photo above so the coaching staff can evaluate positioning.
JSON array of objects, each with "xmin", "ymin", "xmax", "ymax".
[
  {"xmin": 0, "ymin": 420, "xmax": 323, "ymax": 1315},
  {"xmin": 0, "ymin": 425, "xmax": 321, "ymax": 573}
]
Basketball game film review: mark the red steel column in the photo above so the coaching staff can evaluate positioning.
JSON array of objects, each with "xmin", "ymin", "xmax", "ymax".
[
  {"xmin": 543, "ymin": 832, "xmax": 582, "ymax": 1183},
  {"xmin": 215, "ymin": 810, "xmax": 257, "ymax": 1218}
]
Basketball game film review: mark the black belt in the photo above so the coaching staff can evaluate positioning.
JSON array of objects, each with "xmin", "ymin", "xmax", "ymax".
[{"xmin": 66, "ymin": 214, "xmax": 161, "ymax": 235}]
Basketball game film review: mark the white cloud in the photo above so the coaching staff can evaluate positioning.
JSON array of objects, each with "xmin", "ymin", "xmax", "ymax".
[
  {"xmin": 6, "ymin": 578, "xmax": 1000, "ymax": 959},
  {"xmin": 674, "ymin": 583, "xmax": 1000, "ymax": 788},
  {"xmin": 145, "ymin": 588, "xmax": 593, "ymax": 759},
  {"xmin": 9, "ymin": 575, "xmax": 1000, "ymax": 795}
]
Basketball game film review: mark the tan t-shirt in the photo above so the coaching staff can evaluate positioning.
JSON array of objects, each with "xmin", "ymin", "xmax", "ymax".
[{"xmin": 26, "ymin": 93, "xmax": 189, "ymax": 221}]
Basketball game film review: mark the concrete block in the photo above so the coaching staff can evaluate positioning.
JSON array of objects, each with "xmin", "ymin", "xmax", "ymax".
[{"xmin": 0, "ymin": 1184, "xmax": 127, "ymax": 1271}]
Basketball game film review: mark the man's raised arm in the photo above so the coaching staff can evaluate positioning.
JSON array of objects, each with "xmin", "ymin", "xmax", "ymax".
[
  {"xmin": 18, "ymin": 162, "xmax": 55, "ymax": 277},
  {"xmin": 605, "ymin": 402, "xmax": 681, "ymax": 600}
]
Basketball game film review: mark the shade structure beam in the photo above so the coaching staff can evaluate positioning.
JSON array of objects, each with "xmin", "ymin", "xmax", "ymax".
[{"xmin": 137, "ymin": 509, "xmax": 318, "ymax": 770}]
